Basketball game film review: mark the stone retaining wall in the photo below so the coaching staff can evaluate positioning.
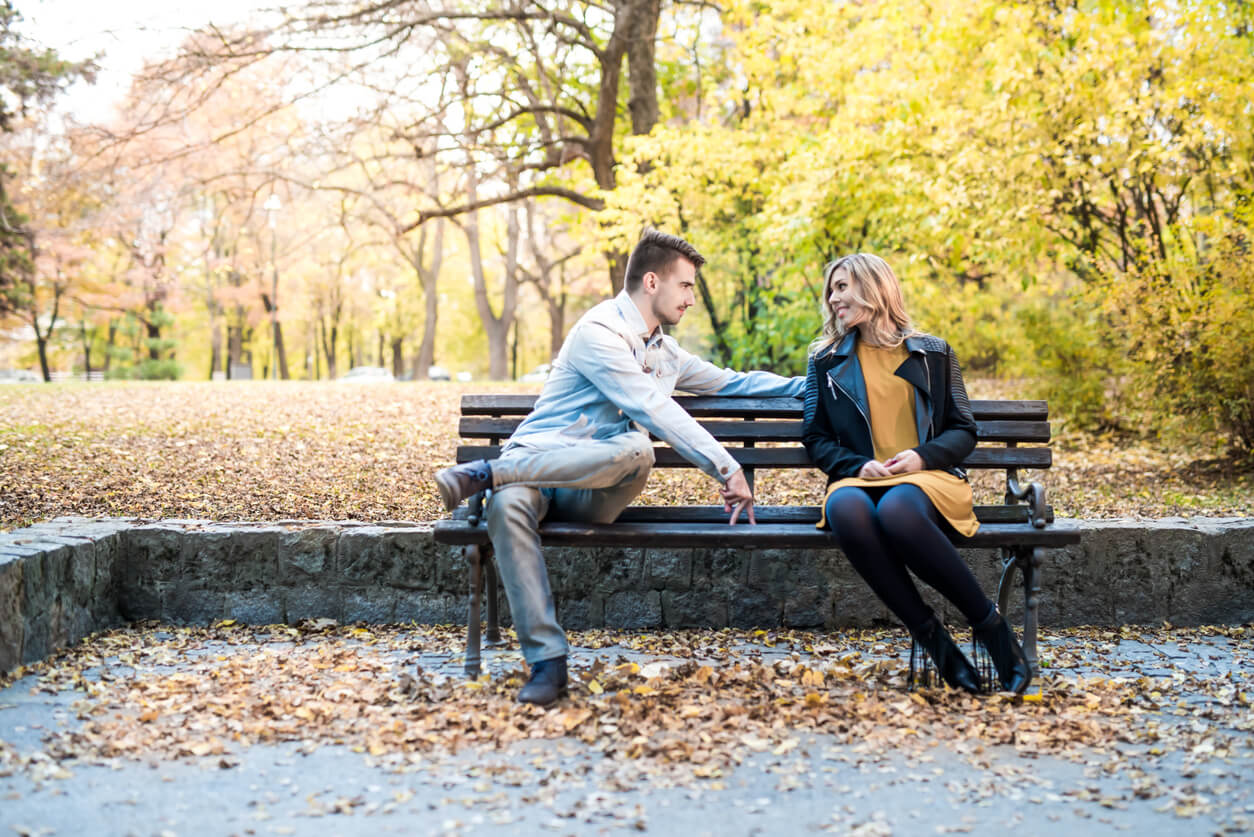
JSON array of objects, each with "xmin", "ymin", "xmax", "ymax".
[{"xmin": 2, "ymin": 516, "xmax": 1252, "ymax": 674}]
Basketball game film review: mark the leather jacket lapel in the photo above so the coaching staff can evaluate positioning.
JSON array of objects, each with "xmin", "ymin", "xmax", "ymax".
[
  {"xmin": 899, "ymin": 336, "xmax": 934, "ymax": 444},
  {"xmin": 827, "ymin": 332, "xmax": 870, "ymax": 434}
]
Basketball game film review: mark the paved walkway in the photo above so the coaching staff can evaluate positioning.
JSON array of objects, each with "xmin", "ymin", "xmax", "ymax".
[{"xmin": 2, "ymin": 627, "xmax": 1251, "ymax": 836}]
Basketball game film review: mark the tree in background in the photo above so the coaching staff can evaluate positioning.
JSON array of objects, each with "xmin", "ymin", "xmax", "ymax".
[
  {"xmin": 604, "ymin": 0, "xmax": 1254, "ymax": 449},
  {"xmin": 0, "ymin": 1, "xmax": 95, "ymax": 329}
]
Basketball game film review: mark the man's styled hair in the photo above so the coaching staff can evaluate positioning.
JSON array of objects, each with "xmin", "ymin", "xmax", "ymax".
[{"xmin": 623, "ymin": 229, "xmax": 706, "ymax": 292}]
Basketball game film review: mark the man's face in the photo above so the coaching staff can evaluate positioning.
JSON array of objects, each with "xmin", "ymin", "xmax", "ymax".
[{"xmin": 650, "ymin": 258, "xmax": 697, "ymax": 327}]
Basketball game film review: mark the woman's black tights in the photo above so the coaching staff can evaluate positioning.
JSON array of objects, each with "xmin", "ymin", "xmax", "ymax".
[{"xmin": 825, "ymin": 483, "xmax": 993, "ymax": 633}]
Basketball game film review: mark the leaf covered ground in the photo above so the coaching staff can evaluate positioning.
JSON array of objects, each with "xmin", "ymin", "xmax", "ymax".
[
  {"xmin": 1, "ymin": 623, "xmax": 1251, "ymax": 832},
  {"xmin": 1, "ymin": 380, "xmax": 1251, "ymax": 531}
]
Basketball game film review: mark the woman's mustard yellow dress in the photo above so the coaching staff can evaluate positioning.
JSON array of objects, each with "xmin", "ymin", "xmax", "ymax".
[{"xmin": 816, "ymin": 342, "xmax": 979, "ymax": 538}]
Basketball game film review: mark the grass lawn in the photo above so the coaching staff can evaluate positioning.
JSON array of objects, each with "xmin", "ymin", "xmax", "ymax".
[{"xmin": 1, "ymin": 380, "xmax": 1251, "ymax": 531}]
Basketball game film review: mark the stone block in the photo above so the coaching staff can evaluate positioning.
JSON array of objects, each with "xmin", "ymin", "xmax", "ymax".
[
  {"xmin": 783, "ymin": 584, "xmax": 830, "ymax": 628},
  {"xmin": 123, "ymin": 526, "xmax": 186, "ymax": 586},
  {"xmin": 46, "ymin": 596, "xmax": 68, "ymax": 651},
  {"xmin": 690, "ymin": 547, "xmax": 748, "ymax": 591},
  {"xmin": 20, "ymin": 549, "xmax": 51, "ymax": 615},
  {"xmin": 344, "ymin": 588, "xmax": 397, "ymax": 623},
  {"xmin": 278, "ymin": 527, "xmax": 338, "ymax": 581},
  {"xmin": 93, "ymin": 535, "xmax": 119, "ymax": 605},
  {"xmin": 427, "ymin": 544, "xmax": 458, "ymax": 593},
  {"xmin": 284, "ymin": 587, "xmax": 341, "ymax": 623},
  {"xmin": 66, "ymin": 606, "xmax": 97, "ymax": 646},
  {"xmin": 394, "ymin": 592, "xmax": 449, "ymax": 625},
  {"xmin": 662, "ymin": 589, "xmax": 727, "ymax": 628},
  {"xmin": 557, "ymin": 596, "xmax": 601, "ymax": 630},
  {"xmin": 604, "ymin": 590, "xmax": 662, "ymax": 629},
  {"xmin": 21, "ymin": 616, "xmax": 49, "ymax": 665},
  {"xmin": 728, "ymin": 588, "xmax": 781, "ymax": 628},
  {"xmin": 445, "ymin": 592, "xmax": 471, "ymax": 626},
  {"xmin": 643, "ymin": 549, "xmax": 692, "ymax": 591},
  {"xmin": 70, "ymin": 542, "xmax": 96, "ymax": 607},
  {"xmin": 0, "ymin": 559, "xmax": 23, "ymax": 674},
  {"xmin": 183, "ymin": 527, "xmax": 280, "ymax": 589},
  {"xmin": 165, "ymin": 588, "xmax": 226, "ymax": 625},
  {"xmin": 382, "ymin": 529, "xmax": 438, "ymax": 590},
  {"xmin": 117, "ymin": 581, "xmax": 163, "ymax": 621},
  {"xmin": 225, "ymin": 590, "xmax": 284, "ymax": 624},
  {"xmin": 339, "ymin": 527, "xmax": 436, "ymax": 590},
  {"xmin": 1207, "ymin": 525, "xmax": 1254, "ymax": 623},
  {"xmin": 1167, "ymin": 522, "xmax": 1254, "ymax": 625},
  {"xmin": 592, "ymin": 548, "xmax": 645, "ymax": 596}
]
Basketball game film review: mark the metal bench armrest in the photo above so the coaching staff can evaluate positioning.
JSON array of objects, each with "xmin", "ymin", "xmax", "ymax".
[{"xmin": 1005, "ymin": 469, "xmax": 1047, "ymax": 529}]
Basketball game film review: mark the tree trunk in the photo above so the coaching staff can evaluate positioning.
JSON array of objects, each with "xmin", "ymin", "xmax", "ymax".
[
  {"xmin": 390, "ymin": 337, "xmax": 404, "ymax": 378},
  {"xmin": 35, "ymin": 331, "xmax": 51, "ymax": 382},
  {"xmin": 548, "ymin": 296, "xmax": 566, "ymax": 362},
  {"xmin": 696, "ymin": 270, "xmax": 733, "ymax": 364},
  {"xmin": 413, "ymin": 219, "xmax": 444, "ymax": 380},
  {"xmin": 274, "ymin": 320, "xmax": 290, "ymax": 379},
  {"xmin": 103, "ymin": 319, "xmax": 117, "ymax": 373},
  {"xmin": 624, "ymin": 0, "xmax": 662, "ymax": 135},
  {"xmin": 589, "ymin": 0, "xmax": 661, "ymax": 295},
  {"xmin": 464, "ymin": 171, "xmax": 519, "ymax": 381},
  {"xmin": 29, "ymin": 287, "xmax": 63, "ymax": 381},
  {"xmin": 79, "ymin": 320, "xmax": 93, "ymax": 377},
  {"xmin": 227, "ymin": 323, "xmax": 244, "ymax": 376},
  {"xmin": 261, "ymin": 292, "xmax": 291, "ymax": 379},
  {"xmin": 145, "ymin": 319, "xmax": 161, "ymax": 361},
  {"xmin": 209, "ymin": 322, "xmax": 221, "ymax": 379}
]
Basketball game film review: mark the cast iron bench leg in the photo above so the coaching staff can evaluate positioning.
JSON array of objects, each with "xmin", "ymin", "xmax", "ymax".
[
  {"xmin": 464, "ymin": 545, "xmax": 484, "ymax": 678},
  {"xmin": 484, "ymin": 550, "xmax": 502, "ymax": 645},
  {"xmin": 996, "ymin": 547, "xmax": 1017, "ymax": 619},
  {"xmin": 1022, "ymin": 546, "xmax": 1043, "ymax": 680}
]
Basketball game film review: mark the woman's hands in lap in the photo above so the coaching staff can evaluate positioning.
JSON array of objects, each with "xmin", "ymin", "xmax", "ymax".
[{"xmin": 857, "ymin": 450, "xmax": 924, "ymax": 479}]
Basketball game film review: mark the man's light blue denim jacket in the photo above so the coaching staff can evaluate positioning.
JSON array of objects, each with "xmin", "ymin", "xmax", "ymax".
[{"xmin": 506, "ymin": 291, "xmax": 804, "ymax": 483}]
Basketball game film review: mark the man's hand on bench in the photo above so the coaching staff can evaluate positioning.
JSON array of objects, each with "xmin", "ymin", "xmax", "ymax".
[{"xmin": 720, "ymin": 470, "xmax": 756, "ymax": 526}]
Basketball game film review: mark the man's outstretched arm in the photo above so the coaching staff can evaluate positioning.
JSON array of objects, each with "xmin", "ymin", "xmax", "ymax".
[{"xmin": 672, "ymin": 349, "xmax": 803, "ymax": 398}]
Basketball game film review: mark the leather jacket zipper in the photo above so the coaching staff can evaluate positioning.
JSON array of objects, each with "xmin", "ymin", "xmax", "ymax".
[
  {"xmin": 827, "ymin": 370, "xmax": 871, "ymax": 437},
  {"xmin": 921, "ymin": 353, "xmax": 934, "ymax": 441}
]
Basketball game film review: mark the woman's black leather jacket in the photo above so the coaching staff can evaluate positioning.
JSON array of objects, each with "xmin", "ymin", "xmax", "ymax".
[{"xmin": 802, "ymin": 331, "xmax": 978, "ymax": 484}]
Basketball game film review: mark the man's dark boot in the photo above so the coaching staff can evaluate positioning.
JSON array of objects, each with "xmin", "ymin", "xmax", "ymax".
[
  {"xmin": 434, "ymin": 460, "xmax": 492, "ymax": 511},
  {"xmin": 518, "ymin": 657, "xmax": 568, "ymax": 706},
  {"xmin": 973, "ymin": 609, "xmax": 1032, "ymax": 694},
  {"xmin": 909, "ymin": 618, "xmax": 982, "ymax": 694}
]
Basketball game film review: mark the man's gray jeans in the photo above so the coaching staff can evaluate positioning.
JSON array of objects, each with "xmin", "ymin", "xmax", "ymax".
[{"xmin": 485, "ymin": 432, "xmax": 655, "ymax": 664}]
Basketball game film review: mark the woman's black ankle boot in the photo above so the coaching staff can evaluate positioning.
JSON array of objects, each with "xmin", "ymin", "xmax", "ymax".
[
  {"xmin": 909, "ymin": 618, "xmax": 982, "ymax": 694},
  {"xmin": 973, "ymin": 609, "xmax": 1032, "ymax": 694}
]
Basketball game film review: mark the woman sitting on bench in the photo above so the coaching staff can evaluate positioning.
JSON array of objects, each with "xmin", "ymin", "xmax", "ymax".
[{"xmin": 801, "ymin": 253, "xmax": 1031, "ymax": 694}]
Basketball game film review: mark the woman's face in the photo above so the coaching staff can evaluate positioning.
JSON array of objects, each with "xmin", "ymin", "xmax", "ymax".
[{"xmin": 827, "ymin": 267, "xmax": 868, "ymax": 329}]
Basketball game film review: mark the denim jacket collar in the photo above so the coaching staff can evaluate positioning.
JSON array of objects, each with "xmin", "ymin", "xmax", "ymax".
[{"xmin": 611, "ymin": 290, "xmax": 663, "ymax": 347}]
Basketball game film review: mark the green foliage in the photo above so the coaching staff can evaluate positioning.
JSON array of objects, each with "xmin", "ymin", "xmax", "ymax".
[
  {"xmin": 1098, "ymin": 209, "xmax": 1254, "ymax": 450},
  {"xmin": 599, "ymin": 0, "xmax": 1254, "ymax": 449}
]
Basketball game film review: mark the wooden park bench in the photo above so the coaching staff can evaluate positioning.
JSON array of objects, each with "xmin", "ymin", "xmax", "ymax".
[{"xmin": 433, "ymin": 394, "xmax": 1081, "ymax": 678}]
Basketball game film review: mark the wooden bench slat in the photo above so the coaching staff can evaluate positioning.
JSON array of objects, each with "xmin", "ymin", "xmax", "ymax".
[
  {"xmin": 433, "ymin": 518, "xmax": 1079, "ymax": 548},
  {"xmin": 461, "ymin": 394, "xmax": 1049, "ymax": 422},
  {"xmin": 611, "ymin": 504, "xmax": 1053, "ymax": 524},
  {"xmin": 456, "ymin": 444, "xmax": 1053, "ymax": 469},
  {"xmin": 459, "ymin": 416, "xmax": 1050, "ymax": 443}
]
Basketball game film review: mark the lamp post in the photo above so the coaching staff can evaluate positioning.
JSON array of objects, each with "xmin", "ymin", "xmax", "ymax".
[{"xmin": 263, "ymin": 193, "xmax": 282, "ymax": 380}]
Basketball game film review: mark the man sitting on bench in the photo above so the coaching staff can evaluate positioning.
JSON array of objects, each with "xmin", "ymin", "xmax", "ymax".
[{"xmin": 435, "ymin": 229, "xmax": 802, "ymax": 705}]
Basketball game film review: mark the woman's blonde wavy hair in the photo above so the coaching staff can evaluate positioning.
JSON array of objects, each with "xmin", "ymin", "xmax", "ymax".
[{"xmin": 811, "ymin": 253, "xmax": 918, "ymax": 356}]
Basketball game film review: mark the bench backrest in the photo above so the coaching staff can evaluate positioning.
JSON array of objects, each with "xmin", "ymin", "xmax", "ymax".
[{"xmin": 455, "ymin": 395, "xmax": 1051, "ymax": 480}]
